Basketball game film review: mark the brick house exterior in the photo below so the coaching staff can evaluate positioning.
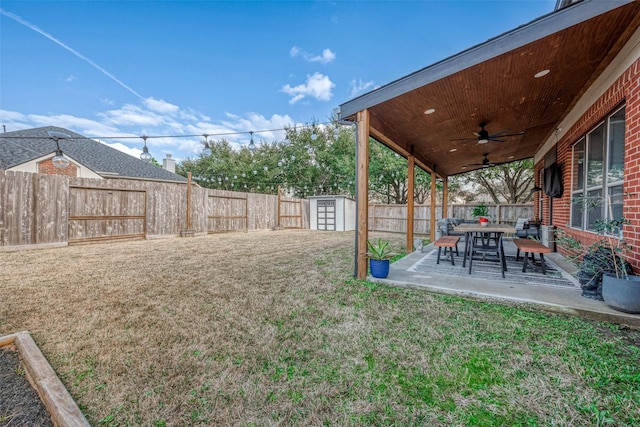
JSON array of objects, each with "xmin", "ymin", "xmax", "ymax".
[{"xmin": 536, "ymin": 52, "xmax": 640, "ymax": 272}]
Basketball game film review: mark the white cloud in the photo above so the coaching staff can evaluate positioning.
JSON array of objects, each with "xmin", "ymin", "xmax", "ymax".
[
  {"xmin": 282, "ymin": 72, "xmax": 335, "ymax": 104},
  {"xmin": 349, "ymin": 78, "xmax": 377, "ymax": 97},
  {"xmin": 65, "ymin": 75, "xmax": 77, "ymax": 82},
  {"xmin": 99, "ymin": 140, "xmax": 141, "ymax": 158},
  {"xmin": 289, "ymin": 46, "xmax": 336, "ymax": 64},
  {"xmin": 143, "ymin": 97, "xmax": 179, "ymax": 114},
  {"xmin": 1, "ymin": 97, "xmax": 299, "ymax": 160},
  {"xmin": 99, "ymin": 104, "xmax": 164, "ymax": 127}
]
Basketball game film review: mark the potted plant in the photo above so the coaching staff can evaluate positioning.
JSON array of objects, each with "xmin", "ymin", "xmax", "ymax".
[
  {"xmin": 472, "ymin": 203, "xmax": 490, "ymax": 226},
  {"xmin": 592, "ymin": 218, "xmax": 640, "ymax": 313},
  {"xmin": 367, "ymin": 238, "xmax": 394, "ymax": 278},
  {"xmin": 569, "ymin": 217, "xmax": 640, "ymax": 312}
]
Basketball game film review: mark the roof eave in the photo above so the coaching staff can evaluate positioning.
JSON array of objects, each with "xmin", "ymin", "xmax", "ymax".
[{"xmin": 338, "ymin": 0, "xmax": 634, "ymax": 119}]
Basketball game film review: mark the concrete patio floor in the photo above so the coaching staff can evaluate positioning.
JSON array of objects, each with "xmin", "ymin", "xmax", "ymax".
[{"xmin": 369, "ymin": 239, "xmax": 640, "ymax": 328}]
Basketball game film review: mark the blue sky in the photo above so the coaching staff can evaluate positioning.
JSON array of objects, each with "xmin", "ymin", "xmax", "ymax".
[{"xmin": 1, "ymin": 0, "xmax": 556, "ymax": 162}]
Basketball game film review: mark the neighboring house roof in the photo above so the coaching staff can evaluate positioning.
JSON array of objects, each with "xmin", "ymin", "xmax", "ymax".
[{"xmin": 0, "ymin": 126, "xmax": 187, "ymax": 183}]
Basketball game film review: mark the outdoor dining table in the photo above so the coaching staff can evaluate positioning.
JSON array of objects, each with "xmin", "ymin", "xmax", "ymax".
[{"xmin": 453, "ymin": 223, "xmax": 517, "ymax": 273}]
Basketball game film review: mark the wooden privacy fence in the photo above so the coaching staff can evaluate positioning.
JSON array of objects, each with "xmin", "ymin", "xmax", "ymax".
[
  {"xmin": 369, "ymin": 203, "xmax": 535, "ymax": 234},
  {"xmin": 0, "ymin": 170, "xmax": 310, "ymax": 249}
]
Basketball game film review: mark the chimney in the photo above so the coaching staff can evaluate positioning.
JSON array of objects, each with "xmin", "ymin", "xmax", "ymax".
[{"xmin": 163, "ymin": 153, "xmax": 176, "ymax": 173}]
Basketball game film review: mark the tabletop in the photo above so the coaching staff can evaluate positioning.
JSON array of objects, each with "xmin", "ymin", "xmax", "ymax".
[{"xmin": 454, "ymin": 223, "xmax": 517, "ymax": 234}]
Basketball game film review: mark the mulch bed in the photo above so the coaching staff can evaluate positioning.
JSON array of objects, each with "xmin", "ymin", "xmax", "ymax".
[{"xmin": 0, "ymin": 346, "xmax": 52, "ymax": 427}]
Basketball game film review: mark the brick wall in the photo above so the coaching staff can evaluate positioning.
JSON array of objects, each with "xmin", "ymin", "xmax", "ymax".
[
  {"xmin": 544, "ymin": 57, "xmax": 640, "ymax": 272},
  {"xmin": 38, "ymin": 158, "xmax": 78, "ymax": 177}
]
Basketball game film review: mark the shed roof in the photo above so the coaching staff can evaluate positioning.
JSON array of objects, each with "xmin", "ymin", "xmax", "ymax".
[{"xmin": 0, "ymin": 126, "xmax": 188, "ymax": 183}]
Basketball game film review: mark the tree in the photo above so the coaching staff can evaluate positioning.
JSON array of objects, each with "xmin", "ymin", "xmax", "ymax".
[{"xmin": 458, "ymin": 159, "xmax": 534, "ymax": 203}]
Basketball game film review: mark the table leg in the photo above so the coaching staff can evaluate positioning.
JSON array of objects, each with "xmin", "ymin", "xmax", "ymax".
[{"xmin": 462, "ymin": 231, "xmax": 471, "ymax": 267}]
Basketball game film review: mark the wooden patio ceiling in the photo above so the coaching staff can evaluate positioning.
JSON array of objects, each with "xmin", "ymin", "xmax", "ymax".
[{"xmin": 339, "ymin": 0, "xmax": 640, "ymax": 178}]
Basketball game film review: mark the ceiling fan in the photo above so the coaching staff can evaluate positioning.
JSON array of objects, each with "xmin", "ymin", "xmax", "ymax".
[
  {"xmin": 466, "ymin": 153, "xmax": 497, "ymax": 168},
  {"xmin": 454, "ymin": 122, "xmax": 524, "ymax": 144}
]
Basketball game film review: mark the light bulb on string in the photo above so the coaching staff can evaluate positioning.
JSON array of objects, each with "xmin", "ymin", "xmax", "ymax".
[
  {"xmin": 202, "ymin": 134, "xmax": 211, "ymax": 156},
  {"xmin": 248, "ymin": 131, "xmax": 256, "ymax": 152},
  {"xmin": 47, "ymin": 130, "xmax": 71, "ymax": 169},
  {"xmin": 140, "ymin": 135, "xmax": 152, "ymax": 162}
]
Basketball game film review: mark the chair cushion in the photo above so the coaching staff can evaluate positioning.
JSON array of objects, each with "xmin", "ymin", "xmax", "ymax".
[{"xmin": 515, "ymin": 217, "xmax": 529, "ymax": 231}]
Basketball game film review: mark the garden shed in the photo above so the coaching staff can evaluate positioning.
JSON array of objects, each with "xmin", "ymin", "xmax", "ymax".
[{"xmin": 309, "ymin": 195, "xmax": 355, "ymax": 231}]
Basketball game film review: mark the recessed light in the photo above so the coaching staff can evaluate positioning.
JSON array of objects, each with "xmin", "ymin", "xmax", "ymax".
[
  {"xmin": 450, "ymin": 148, "xmax": 457, "ymax": 152},
  {"xmin": 424, "ymin": 108, "xmax": 436, "ymax": 115},
  {"xmin": 461, "ymin": 166, "xmax": 467, "ymax": 169},
  {"xmin": 508, "ymin": 156, "xmax": 514, "ymax": 159},
  {"xmin": 534, "ymin": 69, "xmax": 550, "ymax": 78}
]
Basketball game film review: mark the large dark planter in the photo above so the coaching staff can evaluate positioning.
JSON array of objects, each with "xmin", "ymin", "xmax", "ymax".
[
  {"xmin": 370, "ymin": 259, "xmax": 390, "ymax": 279},
  {"xmin": 602, "ymin": 273, "xmax": 640, "ymax": 314},
  {"xmin": 578, "ymin": 247, "xmax": 633, "ymax": 300}
]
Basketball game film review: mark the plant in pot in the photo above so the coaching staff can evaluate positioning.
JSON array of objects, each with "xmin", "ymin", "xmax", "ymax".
[
  {"xmin": 367, "ymin": 238, "xmax": 394, "ymax": 279},
  {"xmin": 472, "ymin": 203, "xmax": 490, "ymax": 227},
  {"xmin": 567, "ymin": 217, "xmax": 639, "ymax": 312},
  {"xmin": 587, "ymin": 218, "xmax": 640, "ymax": 313}
]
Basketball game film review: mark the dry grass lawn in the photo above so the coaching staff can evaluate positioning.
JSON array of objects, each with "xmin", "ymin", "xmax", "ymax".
[{"xmin": 1, "ymin": 230, "xmax": 639, "ymax": 426}]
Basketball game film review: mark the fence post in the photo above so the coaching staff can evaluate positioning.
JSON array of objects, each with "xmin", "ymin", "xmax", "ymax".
[
  {"xmin": 277, "ymin": 185, "xmax": 281, "ymax": 228},
  {"xmin": 180, "ymin": 172, "xmax": 195, "ymax": 237}
]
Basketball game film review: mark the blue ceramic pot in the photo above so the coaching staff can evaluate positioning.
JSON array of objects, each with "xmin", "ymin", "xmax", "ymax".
[{"xmin": 370, "ymin": 259, "xmax": 390, "ymax": 278}]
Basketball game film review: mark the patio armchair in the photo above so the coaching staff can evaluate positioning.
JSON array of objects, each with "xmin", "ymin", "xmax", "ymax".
[
  {"xmin": 438, "ymin": 218, "xmax": 465, "ymax": 238},
  {"xmin": 515, "ymin": 218, "xmax": 540, "ymax": 239}
]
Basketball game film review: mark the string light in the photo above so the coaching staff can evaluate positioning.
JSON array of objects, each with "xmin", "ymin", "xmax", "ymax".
[
  {"xmin": 46, "ymin": 130, "xmax": 71, "ymax": 169},
  {"xmin": 140, "ymin": 135, "xmax": 152, "ymax": 162},
  {"xmin": 248, "ymin": 131, "xmax": 256, "ymax": 152},
  {"xmin": 202, "ymin": 134, "xmax": 211, "ymax": 156}
]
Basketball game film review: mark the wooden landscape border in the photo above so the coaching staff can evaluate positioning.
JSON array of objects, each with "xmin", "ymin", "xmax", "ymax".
[{"xmin": 0, "ymin": 331, "xmax": 89, "ymax": 427}]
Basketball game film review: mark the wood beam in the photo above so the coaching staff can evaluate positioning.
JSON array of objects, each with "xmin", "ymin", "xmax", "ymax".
[
  {"xmin": 407, "ymin": 154, "xmax": 415, "ymax": 252},
  {"xmin": 357, "ymin": 110, "xmax": 370, "ymax": 280},
  {"xmin": 369, "ymin": 125, "xmax": 440, "ymax": 178},
  {"xmin": 443, "ymin": 177, "xmax": 449, "ymax": 218},
  {"xmin": 430, "ymin": 171, "xmax": 437, "ymax": 242}
]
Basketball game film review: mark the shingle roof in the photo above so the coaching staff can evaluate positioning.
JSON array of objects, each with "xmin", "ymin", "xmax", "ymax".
[{"xmin": 0, "ymin": 126, "xmax": 187, "ymax": 183}]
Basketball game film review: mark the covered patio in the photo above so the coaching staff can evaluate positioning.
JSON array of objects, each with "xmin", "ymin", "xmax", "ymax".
[
  {"xmin": 372, "ymin": 237, "xmax": 640, "ymax": 328},
  {"xmin": 337, "ymin": 0, "xmax": 640, "ymax": 280}
]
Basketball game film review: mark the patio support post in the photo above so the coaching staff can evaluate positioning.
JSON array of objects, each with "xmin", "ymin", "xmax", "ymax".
[
  {"xmin": 407, "ymin": 153, "xmax": 415, "ymax": 252},
  {"xmin": 430, "ymin": 170, "xmax": 437, "ymax": 242},
  {"xmin": 356, "ymin": 110, "xmax": 370, "ymax": 280},
  {"xmin": 443, "ymin": 177, "xmax": 449, "ymax": 218}
]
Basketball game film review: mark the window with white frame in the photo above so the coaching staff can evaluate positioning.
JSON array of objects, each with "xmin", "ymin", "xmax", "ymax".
[{"xmin": 570, "ymin": 105, "xmax": 625, "ymax": 231}]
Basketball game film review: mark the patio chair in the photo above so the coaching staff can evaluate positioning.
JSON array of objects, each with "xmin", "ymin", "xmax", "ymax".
[{"xmin": 468, "ymin": 231, "xmax": 506, "ymax": 278}]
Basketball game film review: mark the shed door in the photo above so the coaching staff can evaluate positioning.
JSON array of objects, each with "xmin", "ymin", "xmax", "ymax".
[{"xmin": 317, "ymin": 200, "xmax": 336, "ymax": 231}]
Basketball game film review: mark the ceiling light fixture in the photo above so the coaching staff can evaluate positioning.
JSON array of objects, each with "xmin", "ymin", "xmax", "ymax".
[
  {"xmin": 450, "ymin": 148, "xmax": 457, "ymax": 152},
  {"xmin": 47, "ymin": 130, "xmax": 71, "ymax": 169},
  {"xmin": 534, "ymin": 69, "xmax": 550, "ymax": 78},
  {"xmin": 424, "ymin": 108, "xmax": 436, "ymax": 115}
]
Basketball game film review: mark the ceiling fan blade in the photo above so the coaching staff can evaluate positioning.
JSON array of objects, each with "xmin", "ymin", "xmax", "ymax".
[
  {"xmin": 487, "ymin": 137, "xmax": 506, "ymax": 143},
  {"xmin": 489, "ymin": 130, "xmax": 524, "ymax": 138}
]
